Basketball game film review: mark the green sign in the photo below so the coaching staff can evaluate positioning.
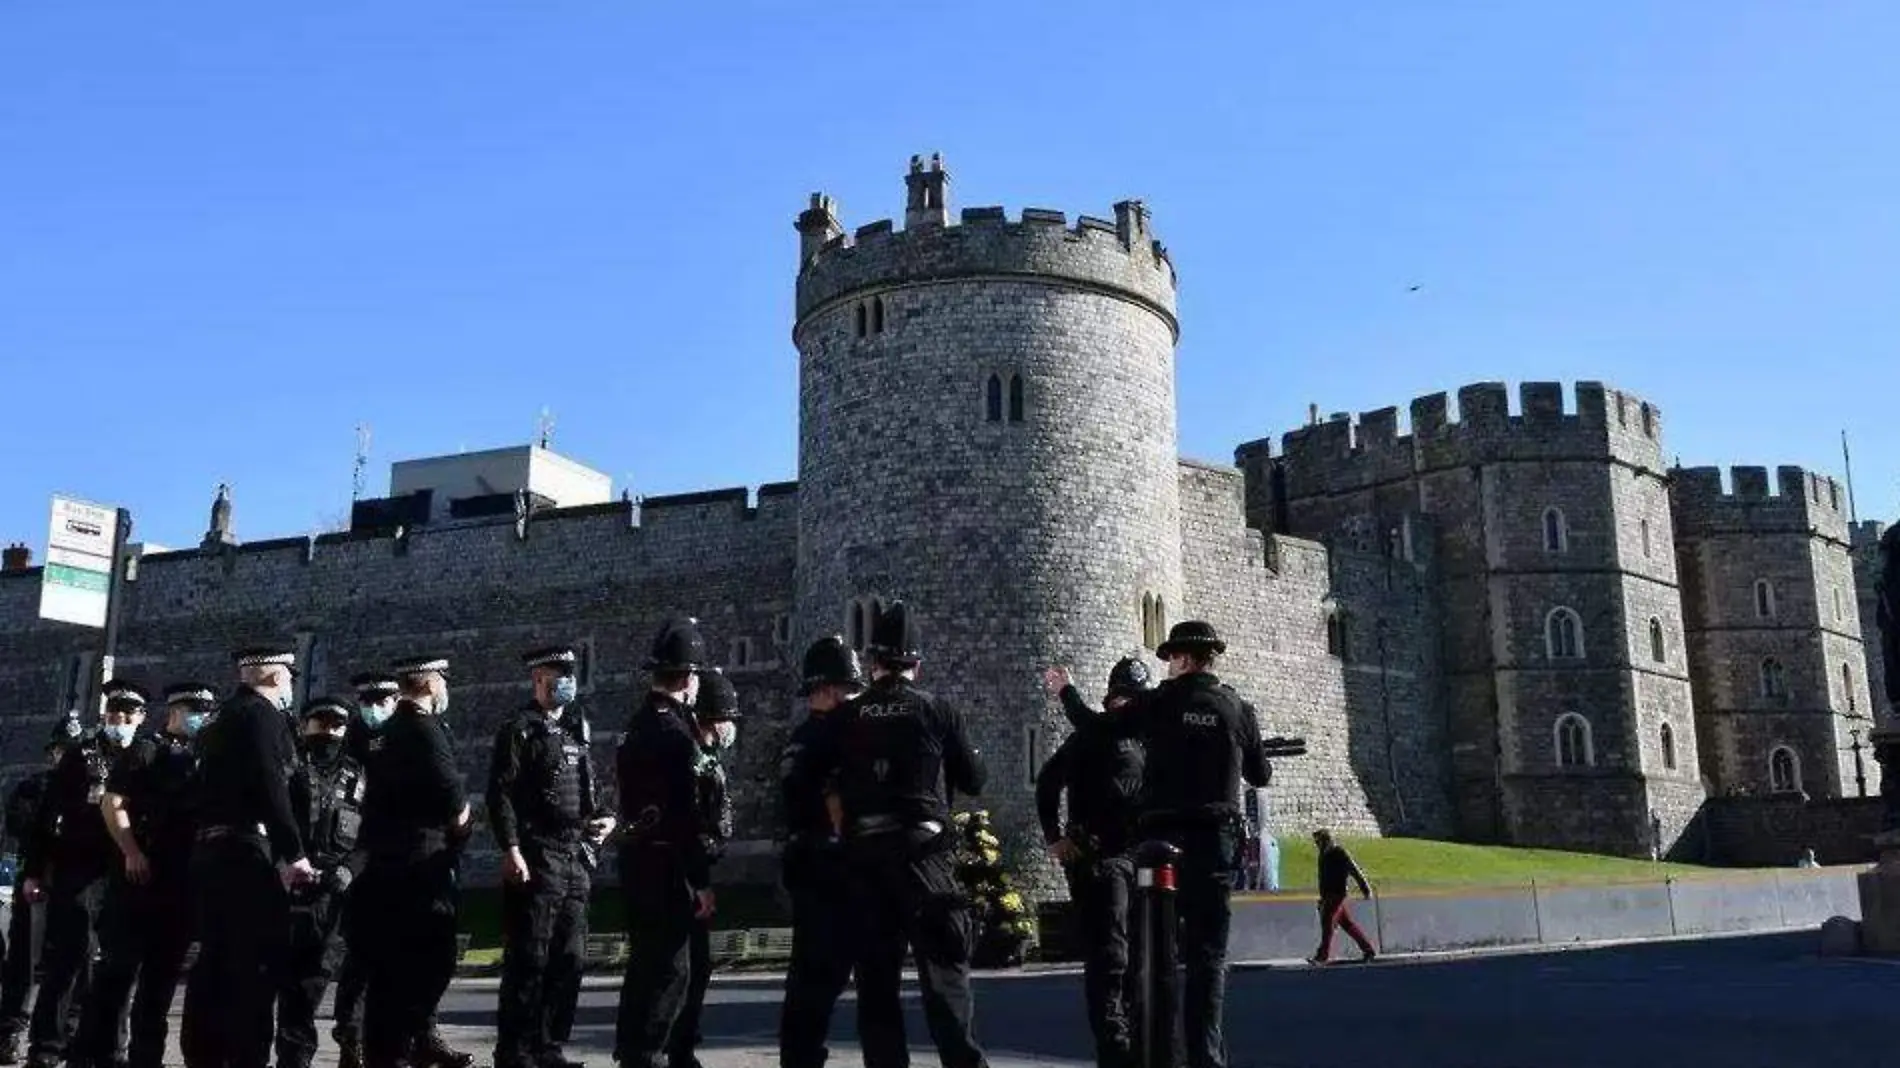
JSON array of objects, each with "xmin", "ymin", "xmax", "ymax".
[{"xmin": 44, "ymin": 563, "xmax": 109, "ymax": 594}]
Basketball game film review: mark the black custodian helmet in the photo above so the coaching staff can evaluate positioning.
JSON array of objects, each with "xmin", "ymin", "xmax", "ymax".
[
  {"xmin": 643, "ymin": 617, "xmax": 706, "ymax": 672},
  {"xmin": 1107, "ymin": 656, "xmax": 1153, "ymax": 697},
  {"xmin": 694, "ymin": 667, "xmax": 741, "ymax": 722},
  {"xmin": 797, "ymin": 636, "xmax": 865, "ymax": 696},
  {"xmin": 865, "ymin": 601, "xmax": 922, "ymax": 666}
]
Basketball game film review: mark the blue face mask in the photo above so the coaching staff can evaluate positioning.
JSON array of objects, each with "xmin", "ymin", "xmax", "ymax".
[
  {"xmin": 359, "ymin": 704, "xmax": 391, "ymax": 730},
  {"xmin": 552, "ymin": 676, "xmax": 579, "ymax": 707},
  {"xmin": 183, "ymin": 712, "xmax": 209, "ymax": 738},
  {"xmin": 103, "ymin": 724, "xmax": 137, "ymax": 748}
]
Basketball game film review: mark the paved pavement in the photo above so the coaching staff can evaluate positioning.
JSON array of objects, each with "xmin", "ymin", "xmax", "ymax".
[{"xmin": 145, "ymin": 931, "xmax": 1900, "ymax": 1067}]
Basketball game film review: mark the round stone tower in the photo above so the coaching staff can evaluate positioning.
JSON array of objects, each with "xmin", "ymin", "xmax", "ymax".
[{"xmin": 791, "ymin": 154, "xmax": 1183, "ymax": 877}]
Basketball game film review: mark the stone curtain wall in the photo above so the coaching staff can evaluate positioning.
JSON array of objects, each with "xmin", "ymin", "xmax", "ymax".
[
  {"xmin": 0, "ymin": 493, "xmax": 800, "ymax": 884},
  {"xmin": 1700, "ymin": 795, "xmax": 1883, "ymax": 867},
  {"xmin": 1177, "ymin": 459, "xmax": 1454, "ymax": 840}
]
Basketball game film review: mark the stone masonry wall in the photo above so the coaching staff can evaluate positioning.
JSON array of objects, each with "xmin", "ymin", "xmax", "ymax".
[
  {"xmin": 1178, "ymin": 460, "xmax": 1454, "ymax": 840},
  {"xmin": 1853, "ymin": 521, "xmax": 1892, "ymax": 724},
  {"xmin": 0, "ymin": 491, "xmax": 800, "ymax": 886}
]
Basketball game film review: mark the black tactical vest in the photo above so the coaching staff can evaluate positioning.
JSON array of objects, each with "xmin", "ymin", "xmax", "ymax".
[{"xmin": 295, "ymin": 756, "xmax": 365, "ymax": 867}]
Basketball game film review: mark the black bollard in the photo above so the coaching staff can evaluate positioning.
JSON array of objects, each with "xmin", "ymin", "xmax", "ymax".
[{"xmin": 1133, "ymin": 839, "xmax": 1182, "ymax": 1068}]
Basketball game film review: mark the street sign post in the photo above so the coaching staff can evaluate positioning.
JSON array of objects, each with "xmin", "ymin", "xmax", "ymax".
[{"xmin": 39, "ymin": 497, "xmax": 117, "ymax": 628}]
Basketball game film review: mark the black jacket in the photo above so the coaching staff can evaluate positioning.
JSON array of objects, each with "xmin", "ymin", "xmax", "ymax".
[
  {"xmin": 1063, "ymin": 672, "xmax": 1269, "ymax": 829},
  {"xmin": 1037, "ymin": 693, "xmax": 1144, "ymax": 856},
  {"xmin": 616, "ymin": 691, "xmax": 712, "ymax": 889},
  {"xmin": 357, "ymin": 701, "xmax": 465, "ymax": 863},
  {"xmin": 793, "ymin": 675, "xmax": 986, "ymax": 835},
  {"xmin": 107, "ymin": 730, "xmax": 201, "ymax": 870},
  {"xmin": 195, "ymin": 687, "xmax": 306, "ymax": 864},
  {"xmin": 27, "ymin": 733, "xmax": 132, "ymax": 883},
  {"xmin": 487, "ymin": 704, "xmax": 601, "ymax": 848}
]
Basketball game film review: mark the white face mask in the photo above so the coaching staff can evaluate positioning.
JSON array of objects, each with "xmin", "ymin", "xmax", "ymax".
[{"xmin": 711, "ymin": 721, "xmax": 737, "ymax": 751}]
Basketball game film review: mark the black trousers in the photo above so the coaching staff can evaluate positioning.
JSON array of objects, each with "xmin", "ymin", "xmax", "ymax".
[
  {"xmin": 274, "ymin": 887, "xmax": 347, "ymax": 1068},
  {"xmin": 777, "ymin": 848, "xmax": 855, "ymax": 1068},
  {"xmin": 1065, "ymin": 855, "xmax": 1137, "ymax": 1068},
  {"xmin": 611, "ymin": 845, "xmax": 696, "ymax": 1068},
  {"xmin": 667, "ymin": 920, "xmax": 710, "ymax": 1068},
  {"xmin": 75, "ymin": 869, "xmax": 192, "ymax": 1068},
  {"xmin": 1149, "ymin": 826, "xmax": 1235, "ymax": 1068},
  {"xmin": 346, "ymin": 854, "xmax": 459, "ymax": 1068},
  {"xmin": 328, "ymin": 947, "xmax": 366, "ymax": 1046},
  {"xmin": 25, "ymin": 870, "xmax": 108, "ymax": 1062},
  {"xmin": 494, "ymin": 838, "xmax": 588, "ymax": 1066},
  {"xmin": 0, "ymin": 873, "xmax": 45, "ymax": 1040},
  {"xmin": 180, "ymin": 838, "xmax": 290, "ymax": 1068},
  {"xmin": 848, "ymin": 833, "xmax": 987, "ymax": 1068}
]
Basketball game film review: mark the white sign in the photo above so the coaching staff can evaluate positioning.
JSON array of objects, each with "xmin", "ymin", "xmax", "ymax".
[{"xmin": 39, "ymin": 496, "xmax": 117, "ymax": 628}]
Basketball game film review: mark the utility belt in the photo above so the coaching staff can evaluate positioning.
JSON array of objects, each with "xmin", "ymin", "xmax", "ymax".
[
  {"xmin": 197, "ymin": 823, "xmax": 269, "ymax": 843},
  {"xmin": 849, "ymin": 814, "xmax": 944, "ymax": 839},
  {"xmin": 1063, "ymin": 823, "xmax": 1131, "ymax": 862}
]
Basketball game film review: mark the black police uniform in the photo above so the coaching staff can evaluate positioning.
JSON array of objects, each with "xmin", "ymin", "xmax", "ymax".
[
  {"xmin": 669, "ymin": 669, "xmax": 737, "ymax": 1068},
  {"xmin": 346, "ymin": 663, "xmax": 466, "ymax": 1068},
  {"xmin": 74, "ymin": 708, "xmax": 205, "ymax": 1068},
  {"xmin": 329, "ymin": 675, "xmax": 398, "ymax": 1068},
  {"xmin": 612, "ymin": 619, "xmax": 713, "ymax": 1068},
  {"xmin": 1067, "ymin": 622, "xmax": 1270, "ymax": 1068},
  {"xmin": 274, "ymin": 708, "xmax": 366, "ymax": 1068},
  {"xmin": 488, "ymin": 654, "xmax": 603, "ymax": 1068},
  {"xmin": 23, "ymin": 715, "xmax": 137, "ymax": 1068},
  {"xmin": 792, "ymin": 603, "xmax": 990, "ymax": 1068},
  {"xmin": 776, "ymin": 638, "xmax": 862, "ymax": 1068},
  {"xmin": 0, "ymin": 720, "xmax": 75, "ymax": 1063},
  {"xmin": 1040, "ymin": 659, "xmax": 1149, "ymax": 1068},
  {"xmin": 180, "ymin": 660, "xmax": 310, "ymax": 1068}
]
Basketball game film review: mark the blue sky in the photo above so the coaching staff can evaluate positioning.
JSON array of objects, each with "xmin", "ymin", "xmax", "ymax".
[{"xmin": 3, "ymin": 2, "xmax": 1896, "ymax": 552}]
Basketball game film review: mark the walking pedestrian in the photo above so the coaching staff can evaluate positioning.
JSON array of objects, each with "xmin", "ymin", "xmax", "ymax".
[
  {"xmin": 1038, "ymin": 657, "xmax": 1148, "ymax": 1068},
  {"xmin": 776, "ymin": 636, "xmax": 863, "ymax": 1068},
  {"xmin": 1307, "ymin": 830, "xmax": 1375, "ymax": 965},
  {"xmin": 346, "ymin": 656, "xmax": 470, "ymax": 1068},
  {"xmin": 792, "ymin": 602, "xmax": 990, "ymax": 1068},
  {"xmin": 612, "ymin": 618, "xmax": 714, "ymax": 1068},
  {"xmin": 181, "ymin": 647, "xmax": 318, "ymax": 1068},
  {"xmin": 274, "ymin": 697, "xmax": 368, "ymax": 1068},
  {"xmin": 489, "ymin": 646, "xmax": 612, "ymax": 1068}
]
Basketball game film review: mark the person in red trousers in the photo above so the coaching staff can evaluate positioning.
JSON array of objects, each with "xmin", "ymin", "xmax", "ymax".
[{"xmin": 1307, "ymin": 830, "xmax": 1377, "ymax": 964}]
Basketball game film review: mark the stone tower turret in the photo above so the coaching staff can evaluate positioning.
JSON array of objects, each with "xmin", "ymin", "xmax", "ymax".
[
  {"xmin": 904, "ymin": 153, "xmax": 950, "ymax": 229},
  {"xmin": 792, "ymin": 154, "xmax": 1181, "ymax": 871}
]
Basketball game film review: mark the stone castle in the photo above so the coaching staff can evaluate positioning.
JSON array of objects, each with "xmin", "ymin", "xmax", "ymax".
[{"xmin": 0, "ymin": 154, "xmax": 1889, "ymax": 888}]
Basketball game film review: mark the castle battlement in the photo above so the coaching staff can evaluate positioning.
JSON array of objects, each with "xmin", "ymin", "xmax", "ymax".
[
  {"xmin": 1269, "ymin": 381, "xmax": 1665, "ymax": 499},
  {"xmin": 1852, "ymin": 520, "xmax": 1887, "ymax": 549},
  {"xmin": 793, "ymin": 154, "xmax": 1177, "ymax": 331},
  {"xmin": 1670, "ymin": 465, "xmax": 1851, "ymax": 541}
]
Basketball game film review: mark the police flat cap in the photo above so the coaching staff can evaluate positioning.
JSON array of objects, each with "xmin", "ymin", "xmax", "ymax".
[
  {"xmin": 233, "ymin": 646, "xmax": 297, "ymax": 669},
  {"xmin": 301, "ymin": 696, "xmax": 353, "ymax": 721},
  {"xmin": 1156, "ymin": 620, "xmax": 1226, "ymax": 658},
  {"xmin": 163, "ymin": 682, "xmax": 219, "ymax": 707},
  {"xmin": 350, "ymin": 671, "xmax": 400, "ymax": 696},
  {"xmin": 391, "ymin": 655, "xmax": 450, "ymax": 678},
  {"xmin": 101, "ymin": 679, "xmax": 150, "ymax": 708},
  {"xmin": 521, "ymin": 646, "xmax": 578, "ymax": 672}
]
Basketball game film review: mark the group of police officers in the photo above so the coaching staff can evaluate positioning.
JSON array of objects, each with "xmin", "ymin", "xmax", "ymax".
[{"xmin": 0, "ymin": 602, "xmax": 1270, "ymax": 1068}]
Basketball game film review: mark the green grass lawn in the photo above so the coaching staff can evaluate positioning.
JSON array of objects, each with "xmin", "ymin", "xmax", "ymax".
[
  {"xmin": 1261, "ymin": 835, "xmax": 1721, "ymax": 893},
  {"xmin": 457, "ymin": 882, "xmax": 791, "ymax": 950}
]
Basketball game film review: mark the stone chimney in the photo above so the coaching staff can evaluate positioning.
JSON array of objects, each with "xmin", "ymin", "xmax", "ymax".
[{"xmin": 2, "ymin": 543, "xmax": 30, "ymax": 573}]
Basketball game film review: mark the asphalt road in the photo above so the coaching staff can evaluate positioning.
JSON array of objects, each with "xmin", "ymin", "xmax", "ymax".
[{"xmin": 415, "ymin": 932, "xmax": 1900, "ymax": 1068}]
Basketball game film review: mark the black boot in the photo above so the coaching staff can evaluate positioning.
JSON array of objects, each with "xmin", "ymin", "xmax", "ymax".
[
  {"xmin": 335, "ymin": 1033, "xmax": 364, "ymax": 1068},
  {"xmin": 0, "ymin": 1032, "xmax": 19, "ymax": 1067},
  {"xmin": 413, "ymin": 1027, "xmax": 471, "ymax": 1068}
]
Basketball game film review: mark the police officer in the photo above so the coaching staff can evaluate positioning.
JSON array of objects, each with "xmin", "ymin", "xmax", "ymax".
[
  {"xmin": 776, "ymin": 636, "xmax": 863, "ymax": 1068},
  {"xmin": 669, "ymin": 666, "xmax": 740, "ymax": 1068},
  {"xmin": 0, "ymin": 717, "xmax": 81, "ymax": 1065},
  {"xmin": 181, "ymin": 647, "xmax": 318, "ymax": 1068},
  {"xmin": 612, "ymin": 618, "xmax": 714, "ymax": 1068},
  {"xmin": 347, "ymin": 656, "xmax": 470, "ymax": 1068},
  {"xmin": 1045, "ymin": 621, "xmax": 1270, "ymax": 1068},
  {"xmin": 20, "ymin": 680, "xmax": 148, "ymax": 1068},
  {"xmin": 74, "ymin": 682, "xmax": 213, "ymax": 1068},
  {"xmin": 1037, "ymin": 658, "xmax": 1150, "ymax": 1068},
  {"xmin": 792, "ymin": 602, "xmax": 990, "ymax": 1068},
  {"xmin": 274, "ymin": 697, "xmax": 366, "ymax": 1068},
  {"xmin": 329, "ymin": 672, "xmax": 399, "ymax": 1068},
  {"xmin": 489, "ymin": 646, "xmax": 613, "ymax": 1068}
]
